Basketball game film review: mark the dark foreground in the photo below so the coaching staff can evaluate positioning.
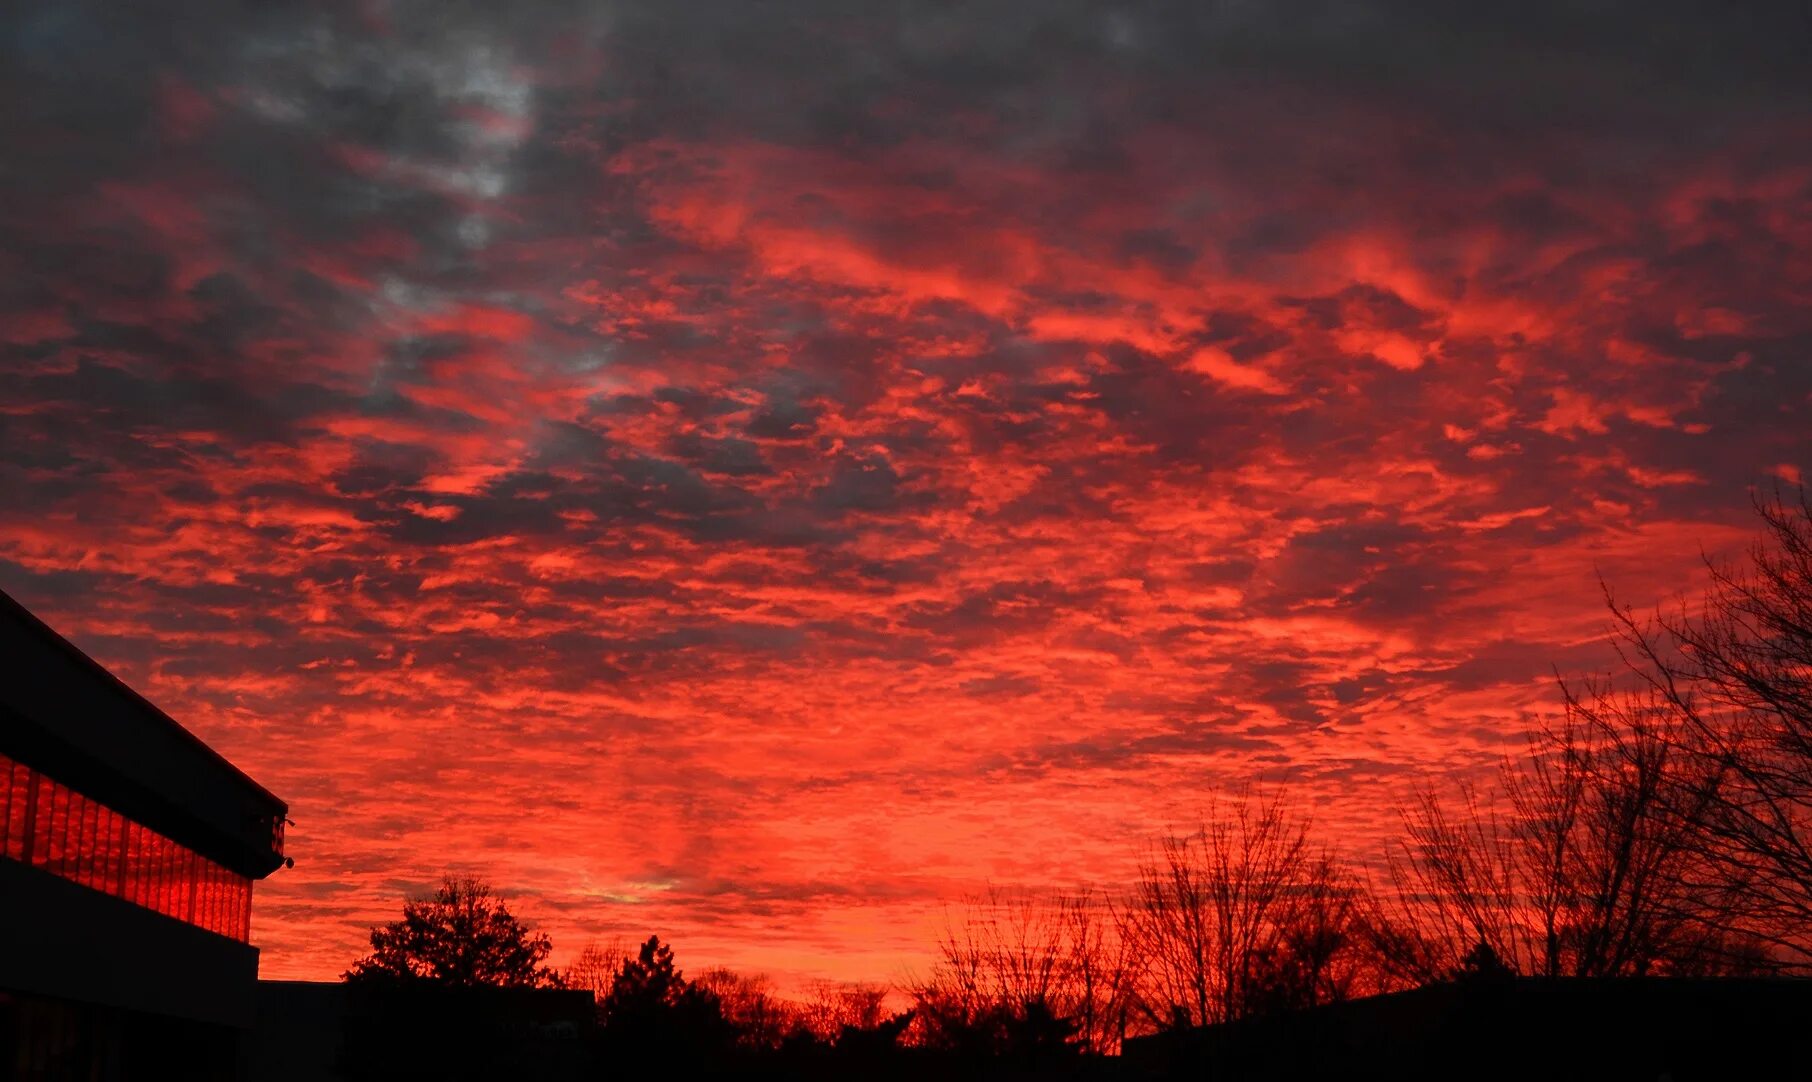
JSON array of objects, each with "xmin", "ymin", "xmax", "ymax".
[{"xmin": 240, "ymin": 976, "xmax": 1812, "ymax": 1082}]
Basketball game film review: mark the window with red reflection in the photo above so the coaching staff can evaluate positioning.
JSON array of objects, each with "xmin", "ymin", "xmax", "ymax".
[
  {"xmin": 0, "ymin": 757, "xmax": 23, "ymax": 860},
  {"xmin": 0, "ymin": 756, "xmax": 257, "ymax": 943},
  {"xmin": 42, "ymin": 779, "xmax": 67, "ymax": 876},
  {"xmin": 100, "ymin": 807, "xmax": 122, "ymax": 895},
  {"xmin": 122, "ymin": 820, "xmax": 143, "ymax": 906},
  {"xmin": 151, "ymin": 831, "xmax": 172, "ymax": 916},
  {"xmin": 0, "ymin": 755, "xmax": 11, "ymax": 857},
  {"xmin": 78, "ymin": 796, "xmax": 99, "ymax": 889}
]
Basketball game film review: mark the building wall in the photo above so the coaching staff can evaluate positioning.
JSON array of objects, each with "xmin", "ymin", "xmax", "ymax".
[
  {"xmin": 244, "ymin": 982, "xmax": 598, "ymax": 1082},
  {"xmin": 0, "ymin": 752, "xmax": 253, "ymax": 942},
  {"xmin": 0, "ymin": 593, "xmax": 287, "ymax": 881},
  {"xmin": 2, "ymin": 992, "xmax": 242, "ymax": 1082},
  {"xmin": 1122, "ymin": 978, "xmax": 1812, "ymax": 1081},
  {"xmin": 0, "ymin": 858, "xmax": 260, "ymax": 1030},
  {"xmin": 0, "ymin": 591, "xmax": 288, "ymax": 1079}
]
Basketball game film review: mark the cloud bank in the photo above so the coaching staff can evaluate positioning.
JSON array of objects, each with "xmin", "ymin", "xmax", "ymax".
[{"xmin": 2, "ymin": 0, "xmax": 1808, "ymax": 983}]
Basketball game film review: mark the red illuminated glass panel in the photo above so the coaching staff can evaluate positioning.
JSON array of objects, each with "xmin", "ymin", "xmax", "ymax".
[
  {"xmin": 150, "ymin": 832, "xmax": 172, "ymax": 917},
  {"xmin": 200, "ymin": 864, "xmax": 215, "ymax": 931},
  {"xmin": 0, "ymin": 753, "xmax": 256, "ymax": 942},
  {"xmin": 100, "ymin": 808, "xmax": 123, "ymax": 894},
  {"xmin": 0, "ymin": 759, "xmax": 28, "ymax": 860},
  {"xmin": 147, "ymin": 829, "xmax": 166, "ymax": 913},
  {"xmin": 0, "ymin": 758, "xmax": 11, "ymax": 857},
  {"xmin": 209, "ymin": 865, "xmax": 226, "ymax": 933},
  {"xmin": 181, "ymin": 848, "xmax": 198, "ymax": 924},
  {"xmin": 121, "ymin": 821, "xmax": 144, "ymax": 907},
  {"xmin": 42, "ymin": 780, "xmax": 68, "ymax": 876},
  {"xmin": 77, "ymin": 796, "xmax": 99, "ymax": 889}
]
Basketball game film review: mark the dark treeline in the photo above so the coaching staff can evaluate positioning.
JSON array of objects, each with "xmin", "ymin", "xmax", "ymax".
[{"xmin": 338, "ymin": 491, "xmax": 1812, "ymax": 1078}]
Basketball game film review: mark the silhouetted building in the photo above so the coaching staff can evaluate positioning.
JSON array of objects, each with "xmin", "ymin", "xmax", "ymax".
[
  {"xmin": 1122, "ymin": 976, "xmax": 1812, "ymax": 1081},
  {"xmin": 246, "ymin": 981, "xmax": 596, "ymax": 1082},
  {"xmin": 0, "ymin": 590, "xmax": 289, "ymax": 1080}
]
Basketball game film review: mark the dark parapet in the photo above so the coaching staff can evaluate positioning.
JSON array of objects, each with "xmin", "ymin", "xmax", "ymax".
[
  {"xmin": 1122, "ymin": 977, "xmax": 1812, "ymax": 1082},
  {"xmin": 245, "ymin": 980, "xmax": 596, "ymax": 1082}
]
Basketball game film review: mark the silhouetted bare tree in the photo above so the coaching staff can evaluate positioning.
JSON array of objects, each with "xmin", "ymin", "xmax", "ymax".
[
  {"xmin": 1062, "ymin": 888, "xmax": 1139, "ymax": 1054},
  {"xmin": 1244, "ymin": 852, "xmax": 1378, "ymax": 1014},
  {"xmin": 1385, "ymin": 682, "xmax": 1730, "ymax": 979},
  {"xmin": 344, "ymin": 875, "xmax": 562, "ymax": 988},
  {"xmin": 1122, "ymin": 790, "xmax": 1367, "ymax": 1028},
  {"xmin": 563, "ymin": 939, "xmax": 628, "ymax": 1019},
  {"xmin": 797, "ymin": 979, "xmax": 892, "ymax": 1042},
  {"xmin": 1607, "ymin": 489, "xmax": 1812, "ymax": 967},
  {"xmin": 910, "ymin": 887, "xmax": 1076, "ymax": 1057},
  {"xmin": 909, "ymin": 885, "xmax": 1137, "ymax": 1057},
  {"xmin": 1378, "ymin": 782, "xmax": 1519, "ymax": 983},
  {"xmin": 694, "ymin": 967, "xmax": 798, "ymax": 1050}
]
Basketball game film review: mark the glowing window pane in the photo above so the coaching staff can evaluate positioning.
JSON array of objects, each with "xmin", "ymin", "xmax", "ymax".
[
  {"xmin": 122, "ymin": 821, "xmax": 143, "ymax": 906},
  {"xmin": 208, "ymin": 864, "xmax": 223, "ymax": 934},
  {"xmin": 0, "ymin": 754, "xmax": 11, "ymax": 856},
  {"xmin": 77, "ymin": 795, "xmax": 99, "ymax": 889},
  {"xmin": 43, "ymin": 781, "xmax": 69, "ymax": 874},
  {"xmin": 100, "ymin": 808, "xmax": 121, "ymax": 894},
  {"xmin": 0, "ymin": 760, "xmax": 255, "ymax": 942},
  {"xmin": 150, "ymin": 832, "xmax": 170, "ymax": 915},
  {"xmin": 3, "ymin": 762, "xmax": 28, "ymax": 861},
  {"xmin": 181, "ymin": 848, "xmax": 198, "ymax": 923}
]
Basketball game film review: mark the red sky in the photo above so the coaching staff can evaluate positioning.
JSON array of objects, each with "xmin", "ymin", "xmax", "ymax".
[{"xmin": 2, "ymin": 1, "xmax": 1810, "ymax": 987}]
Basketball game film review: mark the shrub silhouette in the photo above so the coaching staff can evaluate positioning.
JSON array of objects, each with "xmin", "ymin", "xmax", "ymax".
[{"xmin": 1453, "ymin": 941, "xmax": 1514, "ymax": 984}]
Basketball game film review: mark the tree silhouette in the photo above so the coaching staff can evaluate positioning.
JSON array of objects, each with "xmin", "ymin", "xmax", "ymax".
[
  {"xmin": 344, "ymin": 875, "xmax": 561, "ymax": 988},
  {"xmin": 563, "ymin": 939, "xmax": 629, "ymax": 1020},
  {"xmin": 1452, "ymin": 940, "xmax": 1514, "ymax": 983},
  {"xmin": 1123, "ymin": 790, "xmax": 1373, "ymax": 1028},
  {"xmin": 603, "ymin": 935, "xmax": 685, "ymax": 1016},
  {"xmin": 598, "ymin": 936, "xmax": 734, "ymax": 1063},
  {"xmin": 693, "ymin": 966, "xmax": 796, "ymax": 1050},
  {"xmin": 798, "ymin": 979, "xmax": 891, "ymax": 1042},
  {"xmin": 910, "ymin": 885, "xmax": 1134, "ymax": 1057},
  {"xmin": 1610, "ymin": 489, "xmax": 1812, "ymax": 968},
  {"xmin": 1383, "ymin": 689, "xmax": 1729, "ymax": 982}
]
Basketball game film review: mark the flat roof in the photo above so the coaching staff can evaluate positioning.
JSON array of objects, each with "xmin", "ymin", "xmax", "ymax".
[
  {"xmin": 0, "ymin": 586, "xmax": 288, "ymax": 876},
  {"xmin": 0, "ymin": 588, "xmax": 286, "ymax": 809}
]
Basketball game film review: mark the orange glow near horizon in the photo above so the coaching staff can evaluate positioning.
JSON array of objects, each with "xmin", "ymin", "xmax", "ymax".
[{"xmin": 2, "ymin": 3, "xmax": 1809, "ymax": 994}]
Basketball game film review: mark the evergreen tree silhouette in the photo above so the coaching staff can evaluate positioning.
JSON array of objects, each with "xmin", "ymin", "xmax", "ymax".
[{"xmin": 598, "ymin": 936, "xmax": 735, "ymax": 1068}]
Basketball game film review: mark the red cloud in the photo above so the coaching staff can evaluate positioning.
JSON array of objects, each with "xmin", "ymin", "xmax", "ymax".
[{"xmin": 3, "ymin": 7, "xmax": 1810, "ymax": 994}]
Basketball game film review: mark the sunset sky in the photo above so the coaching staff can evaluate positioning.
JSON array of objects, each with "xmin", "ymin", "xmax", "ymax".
[{"xmin": 2, "ymin": 1, "xmax": 1809, "ymax": 987}]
